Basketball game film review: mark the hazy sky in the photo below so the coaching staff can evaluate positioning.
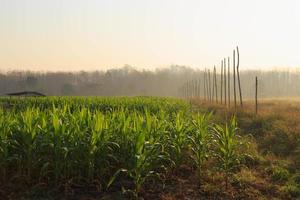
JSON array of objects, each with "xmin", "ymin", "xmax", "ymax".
[{"xmin": 1, "ymin": 0, "xmax": 300, "ymax": 71}]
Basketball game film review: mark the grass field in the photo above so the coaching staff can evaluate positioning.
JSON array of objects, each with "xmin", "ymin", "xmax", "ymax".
[{"xmin": 0, "ymin": 97, "xmax": 300, "ymax": 199}]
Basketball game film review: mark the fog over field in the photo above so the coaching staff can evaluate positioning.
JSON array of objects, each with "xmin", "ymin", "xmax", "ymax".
[
  {"xmin": 2, "ymin": 0, "xmax": 300, "ymax": 99},
  {"xmin": 1, "ymin": 66, "xmax": 300, "ymax": 99}
]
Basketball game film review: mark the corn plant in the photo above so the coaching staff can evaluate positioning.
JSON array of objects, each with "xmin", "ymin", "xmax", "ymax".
[
  {"xmin": 0, "ymin": 109, "xmax": 14, "ymax": 182},
  {"xmin": 88, "ymin": 112, "xmax": 119, "ymax": 188},
  {"xmin": 108, "ymin": 114, "xmax": 169, "ymax": 199},
  {"xmin": 0, "ymin": 96, "xmax": 244, "ymax": 199},
  {"xmin": 168, "ymin": 112, "xmax": 189, "ymax": 166},
  {"xmin": 188, "ymin": 113, "xmax": 212, "ymax": 184},
  {"xmin": 50, "ymin": 108, "xmax": 68, "ymax": 184},
  {"xmin": 213, "ymin": 117, "xmax": 241, "ymax": 189},
  {"xmin": 9, "ymin": 108, "xmax": 43, "ymax": 183}
]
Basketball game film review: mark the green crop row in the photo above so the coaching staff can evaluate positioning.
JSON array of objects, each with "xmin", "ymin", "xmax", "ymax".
[
  {"xmin": 0, "ymin": 97, "xmax": 242, "ymax": 199},
  {"xmin": 0, "ymin": 96, "xmax": 188, "ymax": 114}
]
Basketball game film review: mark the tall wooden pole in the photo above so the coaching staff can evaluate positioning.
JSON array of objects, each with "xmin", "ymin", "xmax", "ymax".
[
  {"xmin": 198, "ymin": 78, "xmax": 201, "ymax": 98},
  {"xmin": 195, "ymin": 79, "xmax": 197, "ymax": 98},
  {"xmin": 190, "ymin": 80, "xmax": 193, "ymax": 98},
  {"xmin": 195, "ymin": 79, "xmax": 198, "ymax": 98},
  {"xmin": 204, "ymin": 70, "xmax": 207, "ymax": 101},
  {"xmin": 221, "ymin": 61, "xmax": 223, "ymax": 104},
  {"xmin": 197, "ymin": 79, "xmax": 199, "ymax": 98},
  {"xmin": 183, "ymin": 85, "xmax": 185, "ymax": 98},
  {"xmin": 187, "ymin": 81, "xmax": 189, "ymax": 98},
  {"xmin": 186, "ymin": 82, "xmax": 188, "ymax": 98},
  {"xmin": 196, "ymin": 79, "xmax": 199, "ymax": 98},
  {"xmin": 228, "ymin": 57, "xmax": 230, "ymax": 107},
  {"xmin": 233, "ymin": 50, "xmax": 237, "ymax": 111},
  {"xmin": 192, "ymin": 80, "xmax": 194, "ymax": 98},
  {"xmin": 191, "ymin": 80, "xmax": 193, "ymax": 98},
  {"xmin": 237, "ymin": 46, "xmax": 243, "ymax": 107},
  {"xmin": 224, "ymin": 58, "xmax": 227, "ymax": 106},
  {"xmin": 190, "ymin": 80, "xmax": 192, "ymax": 98},
  {"xmin": 255, "ymin": 76, "xmax": 258, "ymax": 115},
  {"xmin": 214, "ymin": 65, "xmax": 218, "ymax": 103},
  {"xmin": 183, "ymin": 83, "xmax": 185, "ymax": 98},
  {"xmin": 190, "ymin": 82, "xmax": 192, "ymax": 98},
  {"xmin": 212, "ymin": 68, "xmax": 215, "ymax": 102},
  {"xmin": 206, "ymin": 69, "xmax": 210, "ymax": 102},
  {"xmin": 208, "ymin": 69, "xmax": 212, "ymax": 102},
  {"xmin": 190, "ymin": 81, "xmax": 192, "ymax": 98},
  {"xmin": 186, "ymin": 81, "xmax": 188, "ymax": 98},
  {"xmin": 190, "ymin": 81, "xmax": 193, "ymax": 98}
]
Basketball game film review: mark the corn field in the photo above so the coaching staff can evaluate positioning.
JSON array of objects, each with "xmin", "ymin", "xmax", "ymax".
[{"xmin": 0, "ymin": 97, "xmax": 242, "ymax": 198}]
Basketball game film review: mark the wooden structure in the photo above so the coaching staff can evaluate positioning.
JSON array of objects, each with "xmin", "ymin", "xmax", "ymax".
[{"xmin": 5, "ymin": 91, "xmax": 46, "ymax": 97}]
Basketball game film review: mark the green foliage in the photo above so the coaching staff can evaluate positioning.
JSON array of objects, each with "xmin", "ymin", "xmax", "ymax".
[
  {"xmin": 0, "ymin": 97, "xmax": 189, "ymax": 197},
  {"xmin": 270, "ymin": 166, "xmax": 290, "ymax": 182},
  {"xmin": 213, "ymin": 117, "xmax": 241, "ymax": 188},
  {"xmin": 240, "ymin": 114, "xmax": 297, "ymax": 157},
  {"xmin": 0, "ymin": 96, "xmax": 189, "ymax": 114},
  {"xmin": 0, "ymin": 97, "xmax": 245, "ymax": 198},
  {"xmin": 188, "ymin": 113, "xmax": 212, "ymax": 181},
  {"xmin": 260, "ymin": 129, "xmax": 297, "ymax": 156},
  {"xmin": 282, "ymin": 183, "xmax": 300, "ymax": 198},
  {"xmin": 168, "ymin": 111, "xmax": 189, "ymax": 166},
  {"xmin": 281, "ymin": 173, "xmax": 300, "ymax": 198},
  {"xmin": 292, "ymin": 173, "xmax": 300, "ymax": 185}
]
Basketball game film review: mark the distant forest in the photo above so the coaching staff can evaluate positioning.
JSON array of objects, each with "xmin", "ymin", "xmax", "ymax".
[{"xmin": 0, "ymin": 65, "xmax": 299, "ymax": 99}]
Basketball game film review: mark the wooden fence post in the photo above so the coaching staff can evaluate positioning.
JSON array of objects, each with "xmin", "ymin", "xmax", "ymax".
[
  {"xmin": 208, "ymin": 69, "xmax": 212, "ymax": 102},
  {"xmin": 228, "ymin": 57, "xmax": 230, "ymax": 107},
  {"xmin": 195, "ymin": 79, "xmax": 197, "ymax": 98},
  {"xmin": 212, "ymin": 68, "xmax": 215, "ymax": 102},
  {"xmin": 204, "ymin": 70, "xmax": 207, "ymax": 101},
  {"xmin": 206, "ymin": 69, "xmax": 209, "ymax": 102},
  {"xmin": 221, "ymin": 61, "xmax": 223, "ymax": 104},
  {"xmin": 198, "ymin": 78, "xmax": 201, "ymax": 98},
  {"xmin": 224, "ymin": 58, "xmax": 227, "ymax": 106},
  {"xmin": 233, "ymin": 50, "xmax": 237, "ymax": 111},
  {"xmin": 186, "ymin": 82, "xmax": 188, "ymax": 98},
  {"xmin": 192, "ymin": 80, "xmax": 195, "ymax": 98},
  {"xmin": 214, "ymin": 66, "xmax": 218, "ymax": 103},
  {"xmin": 237, "ymin": 46, "xmax": 243, "ymax": 107},
  {"xmin": 255, "ymin": 76, "xmax": 258, "ymax": 115},
  {"xmin": 187, "ymin": 81, "xmax": 189, "ymax": 98}
]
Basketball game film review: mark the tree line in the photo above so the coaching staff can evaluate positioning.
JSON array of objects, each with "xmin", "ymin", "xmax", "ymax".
[{"xmin": 0, "ymin": 65, "xmax": 299, "ymax": 98}]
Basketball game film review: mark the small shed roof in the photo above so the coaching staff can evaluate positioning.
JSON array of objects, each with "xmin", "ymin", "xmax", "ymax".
[{"xmin": 5, "ymin": 91, "xmax": 46, "ymax": 97}]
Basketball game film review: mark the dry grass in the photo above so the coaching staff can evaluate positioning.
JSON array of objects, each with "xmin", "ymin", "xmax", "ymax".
[
  {"xmin": 188, "ymin": 97, "xmax": 300, "ymax": 199},
  {"xmin": 191, "ymin": 97, "xmax": 300, "ymax": 129}
]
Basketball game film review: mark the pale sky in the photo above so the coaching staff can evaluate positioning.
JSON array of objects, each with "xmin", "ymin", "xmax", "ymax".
[{"xmin": 1, "ymin": 0, "xmax": 300, "ymax": 71}]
